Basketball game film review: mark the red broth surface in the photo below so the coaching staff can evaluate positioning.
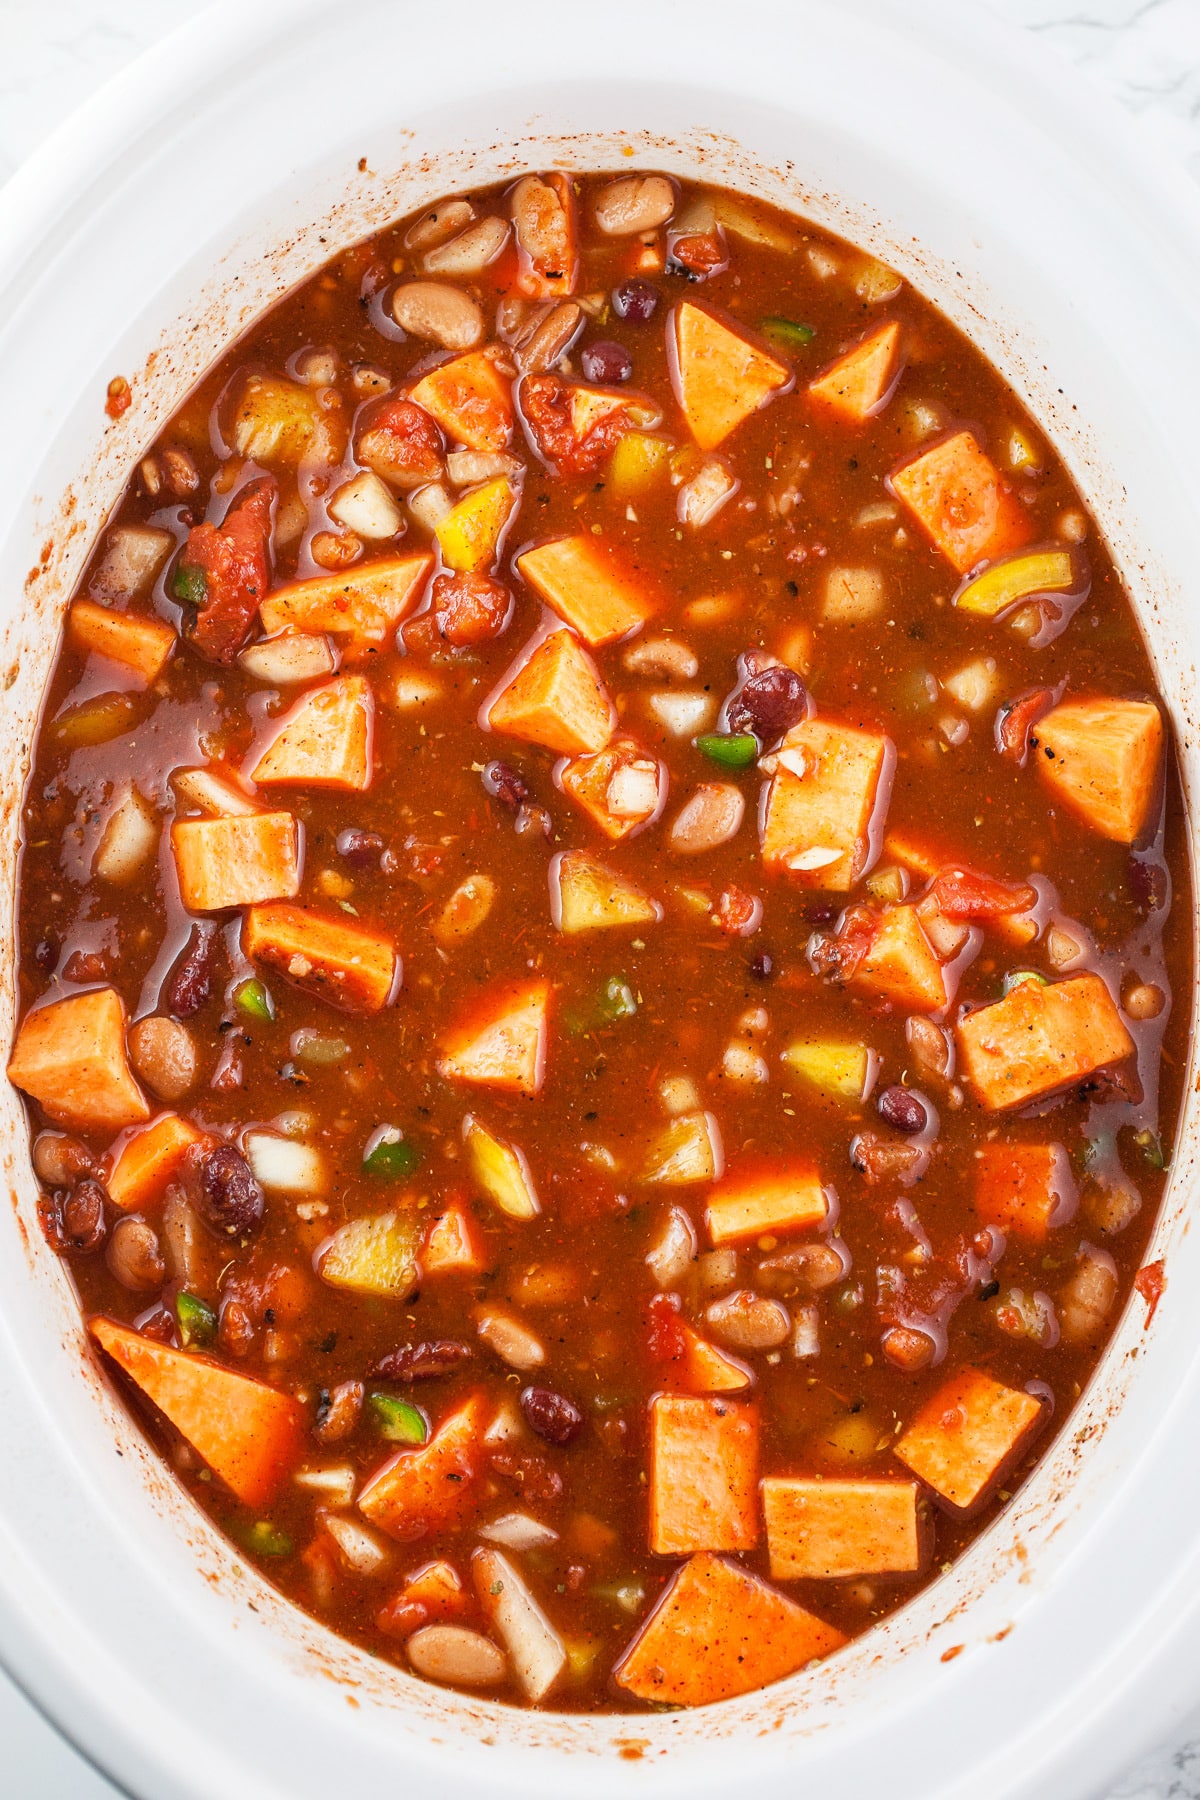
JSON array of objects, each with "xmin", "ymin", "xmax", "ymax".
[{"xmin": 9, "ymin": 171, "xmax": 1188, "ymax": 1712}]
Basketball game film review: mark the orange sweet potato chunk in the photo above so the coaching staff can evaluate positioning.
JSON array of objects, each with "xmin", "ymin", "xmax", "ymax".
[
  {"xmin": 107, "ymin": 1113, "xmax": 207, "ymax": 1212},
  {"xmin": 409, "ymin": 351, "xmax": 513, "ymax": 452},
  {"xmin": 436, "ymin": 979, "xmax": 551, "ymax": 1097},
  {"xmin": 487, "ymin": 629, "xmax": 614, "ymax": 755},
  {"xmin": 889, "ymin": 430, "xmax": 1033, "ymax": 574},
  {"xmin": 974, "ymin": 1141, "xmax": 1076, "ymax": 1243},
  {"xmin": 853, "ymin": 905, "xmax": 947, "ymax": 1013},
  {"xmin": 250, "ymin": 674, "xmax": 374, "ymax": 791},
  {"xmin": 68, "ymin": 599, "xmax": 176, "ymax": 688},
  {"xmin": 895, "ymin": 1366, "xmax": 1044, "ymax": 1511},
  {"xmin": 614, "ymin": 1552, "xmax": 846, "ymax": 1706},
  {"xmin": 516, "ymin": 535, "xmax": 653, "ymax": 647},
  {"xmin": 762, "ymin": 1477, "xmax": 923, "ymax": 1579},
  {"xmin": 705, "ymin": 1164, "xmax": 828, "ymax": 1246},
  {"xmin": 171, "ymin": 812, "xmax": 300, "ymax": 912},
  {"xmin": 358, "ymin": 1393, "xmax": 488, "ymax": 1542},
  {"xmin": 243, "ymin": 902, "xmax": 399, "ymax": 1013},
  {"xmin": 649, "ymin": 1394, "xmax": 759, "ymax": 1555},
  {"xmin": 9, "ymin": 988, "xmax": 149, "ymax": 1133},
  {"xmin": 420, "ymin": 1203, "xmax": 492, "ymax": 1278},
  {"xmin": 676, "ymin": 1323, "xmax": 752, "ymax": 1395},
  {"xmin": 807, "ymin": 321, "xmax": 904, "ymax": 423},
  {"xmin": 90, "ymin": 1316, "xmax": 305, "ymax": 1507},
  {"xmin": 258, "ymin": 554, "xmax": 432, "ymax": 659},
  {"xmin": 673, "ymin": 302, "xmax": 790, "ymax": 451},
  {"xmin": 761, "ymin": 719, "xmax": 891, "ymax": 890},
  {"xmin": 956, "ymin": 972, "xmax": 1134, "ymax": 1110},
  {"xmin": 1032, "ymin": 697, "xmax": 1163, "ymax": 844}
]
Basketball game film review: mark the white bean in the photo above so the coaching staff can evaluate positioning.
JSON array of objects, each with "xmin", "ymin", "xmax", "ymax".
[
  {"xmin": 407, "ymin": 1624, "xmax": 507, "ymax": 1688},
  {"xmin": 593, "ymin": 175, "xmax": 676, "ymax": 236}
]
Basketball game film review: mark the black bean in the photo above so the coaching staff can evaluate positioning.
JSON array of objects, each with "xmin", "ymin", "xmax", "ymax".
[
  {"xmin": 370, "ymin": 1340, "xmax": 472, "ymax": 1381},
  {"xmin": 165, "ymin": 924, "xmax": 219, "ymax": 1019},
  {"xmin": 337, "ymin": 827, "xmax": 385, "ymax": 867},
  {"xmin": 33, "ymin": 937, "xmax": 58, "ymax": 973},
  {"xmin": 482, "ymin": 760, "xmax": 529, "ymax": 809},
  {"xmin": 581, "ymin": 340, "xmax": 632, "ymax": 384},
  {"xmin": 611, "ymin": 279, "xmax": 658, "ymax": 323},
  {"xmin": 1128, "ymin": 854, "xmax": 1168, "ymax": 913},
  {"xmin": 520, "ymin": 1385, "xmax": 584, "ymax": 1446},
  {"xmin": 197, "ymin": 1143, "xmax": 264, "ymax": 1239},
  {"xmin": 876, "ymin": 1085, "xmax": 929, "ymax": 1135},
  {"xmin": 749, "ymin": 951, "xmax": 774, "ymax": 980},
  {"xmin": 726, "ymin": 664, "xmax": 808, "ymax": 741}
]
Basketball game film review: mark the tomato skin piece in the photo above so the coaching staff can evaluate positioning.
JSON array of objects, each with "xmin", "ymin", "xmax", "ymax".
[
  {"xmin": 355, "ymin": 395, "xmax": 444, "ymax": 488},
  {"xmin": 179, "ymin": 477, "xmax": 276, "ymax": 664},
  {"xmin": 995, "ymin": 685, "xmax": 1058, "ymax": 765},
  {"xmin": 520, "ymin": 373, "xmax": 632, "ymax": 475},
  {"xmin": 928, "ymin": 867, "xmax": 1037, "ymax": 921},
  {"xmin": 646, "ymin": 1292, "xmax": 688, "ymax": 1363},
  {"xmin": 431, "ymin": 572, "xmax": 513, "ymax": 646}
]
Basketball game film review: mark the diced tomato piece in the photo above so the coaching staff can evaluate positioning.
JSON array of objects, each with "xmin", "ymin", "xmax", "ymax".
[
  {"xmin": 670, "ymin": 231, "xmax": 728, "ymax": 276},
  {"xmin": 927, "ymin": 866, "xmax": 1036, "ymax": 921},
  {"xmin": 520, "ymin": 373, "xmax": 633, "ymax": 475},
  {"xmin": 179, "ymin": 477, "xmax": 276, "ymax": 664},
  {"xmin": 354, "ymin": 395, "xmax": 444, "ymax": 488},
  {"xmin": 646, "ymin": 1292, "xmax": 689, "ymax": 1363},
  {"xmin": 431, "ymin": 571, "xmax": 513, "ymax": 646}
]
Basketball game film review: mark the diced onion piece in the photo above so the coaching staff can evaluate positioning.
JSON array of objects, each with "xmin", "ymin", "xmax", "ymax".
[
  {"xmin": 677, "ymin": 458, "xmax": 737, "ymax": 528},
  {"xmin": 479, "ymin": 1512, "xmax": 559, "ymax": 1551},
  {"xmin": 605, "ymin": 761, "xmax": 661, "ymax": 819},
  {"xmin": 328, "ymin": 472, "xmax": 405, "ymax": 540},
  {"xmin": 645, "ymin": 690, "xmax": 715, "ymax": 737},
  {"xmin": 476, "ymin": 1308, "xmax": 545, "ymax": 1371},
  {"xmin": 473, "ymin": 1548, "xmax": 567, "ymax": 1702},
  {"xmin": 244, "ymin": 1130, "xmax": 327, "ymax": 1195},
  {"xmin": 294, "ymin": 1464, "xmax": 357, "ymax": 1505},
  {"xmin": 239, "ymin": 632, "xmax": 338, "ymax": 686},
  {"xmin": 645, "ymin": 1205, "xmax": 698, "ymax": 1287},
  {"xmin": 659, "ymin": 1075, "xmax": 702, "ymax": 1116},
  {"xmin": 93, "ymin": 786, "xmax": 158, "ymax": 885},
  {"xmin": 643, "ymin": 1111, "xmax": 723, "ymax": 1184},
  {"xmin": 390, "ymin": 669, "xmax": 444, "ymax": 710},
  {"xmin": 172, "ymin": 766, "xmax": 261, "ymax": 817},
  {"xmin": 407, "ymin": 483, "xmax": 455, "ymax": 532},
  {"xmin": 954, "ymin": 548, "xmax": 1077, "ymax": 619},
  {"xmin": 319, "ymin": 1510, "xmax": 390, "ymax": 1574},
  {"xmin": 791, "ymin": 1303, "xmax": 821, "ymax": 1358},
  {"xmin": 941, "ymin": 657, "xmax": 999, "ymax": 711}
]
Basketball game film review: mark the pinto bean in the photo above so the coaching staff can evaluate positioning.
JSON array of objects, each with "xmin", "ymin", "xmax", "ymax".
[
  {"xmin": 516, "ymin": 301, "xmax": 583, "ymax": 374},
  {"xmin": 313, "ymin": 1380, "xmax": 364, "ymax": 1445},
  {"xmin": 423, "ymin": 216, "xmax": 509, "ymax": 277},
  {"xmin": 1059, "ymin": 1247, "xmax": 1118, "ymax": 1345},
  {"xmin": 391, "ymin": 281, "xmax": 484, "ymax": 351},
  {"xmin": 705, "ymin": 1290, "xmax": 791, "ymax": 1350},
  {"xmin": 593, "ymin": 175, "xmax": 676, "ymax": 236},
  {"xmin": 128, "ymin": 1016, "xmax": 198, "ymax": 1101},
  {"xmin": 32, "ymin": 1131, "xmax": 98, "ymax": 1188},
  {"xmin": 667, "ymin": 783, "xmax": 744, "ymax": 855},
  {"xmin": 106, "ymin": 1216, "xmax": 166, "ymax": 1292},
  {"xmin": 39, "ymin": 1179, "xmax": 108, "ymax": 1255},
  {"xmin": 757, "ymin": 1242, "xmax": 846, "ymax": 1296}
]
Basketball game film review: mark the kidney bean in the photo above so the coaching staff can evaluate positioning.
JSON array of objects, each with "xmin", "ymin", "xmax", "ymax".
[
  {"xmin": 337, "ymin": 828, "xmax": 385, "ymax": 867},
  {"xmin": 63, "ymin": 948, "xmax": 111, "ymax": 984},
  {"xmin": 580, "ymin": 340, "xmax": 632, "ymax": 384},
  {"xmin": 520, "ymin": 1385, "xmax": 584, "ymax": 1445},
  {"xmin": 38, "ymin": 1179, "xmax": 108, "ymax": 1255},
  {"xmin": 749, "ymin": 950, "xmax": 774, "ymax": 980},
  {"xmin": 482, "ymin": 760, "xmax": 529, "ymax": 809},
  {"xmin": 106, "ymin": 1216, "xmax": 166, "ymax": 1293},
  {"xmin": 371, "ymin": 1340, "xmax": 472, "ymax": 1381},
  {"xmin": 313, "ymin": 1379, "xmax": 364, "ymax": 1445},
  {"xmin": 197, "ymin": 1143, "xmax": 264, "ymax": 1239},
  {"xmin": 726, "ymin": 664, "xmax": 808, "ymax": 740},
  {"xmin": 165, "ymin": 924, "xmax": 219, "ymax": 1018},
  {"xmin": 876, "ymin": 1085, "xmax": 929, "ymax": 1134},
  {"xmin": 489, "ymin": 1447, "xmax": 564, "ymax": 1501},
  {"xmin": 611, "ymin": 279, "xmax": 658, "ymax": 323}
]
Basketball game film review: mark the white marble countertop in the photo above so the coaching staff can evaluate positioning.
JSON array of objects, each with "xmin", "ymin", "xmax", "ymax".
[{"xmin": 0, "ymin": 0, "xmax": 1198, "ymax": 1793}]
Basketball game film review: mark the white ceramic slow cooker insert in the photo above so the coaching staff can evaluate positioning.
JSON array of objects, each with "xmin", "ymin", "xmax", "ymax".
[{"xmin": 0, "ymin": 2, "xmax": 1197, "ymax": 1796}]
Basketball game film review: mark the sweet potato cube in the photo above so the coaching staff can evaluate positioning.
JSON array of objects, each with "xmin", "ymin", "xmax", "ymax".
[
  {"xmin": 258, "ymin": 554, "xmax": 432, "ymax": 660},
  {"xmin": 9, "ymin": 988, "xmax": 149, "ymax": 1133},
  {"xmin": 250, "ymin": 675, "xmax": 374, "ymax": 792},
  {"xmin": 516, "ymin": 535, "xmax": 654, "ymax": 647},
  {"xmin": 956, "ymin": 972, "xmax": 1134, "ymax": 1110},
  {"xmin": 807, "ymin": 321, "xmax": 903, "ymax": 423},
  {"xmin": 437, "ymin": 980, "xmax": 551, "ymax": 1098},
  {"xmin": 551, "ymin": 850, "xmax": 661, "ymax": 934},
  {"xmin": 421, "ymin": 1202, "xmax": 492, "ymax": 1277},
  {"xmin": 487, "ymin": 629, "xmax": 614, "ymax": 755},
  {"xmin": 975, "ymin": 1141, "xmax": 1076, "ymax": 1243},
  {"xmin": 409, "ymin": 352, "xmax": 513, "ymax": 452},
  {"xmin": 895, "ymin": 1366, "xmax": 1044, "ymax": 1511},
  {"xmin": 242, "ymin": 902, "xmax": 398, "ymax": 1013},
  {"xmin": 889, "ymin": 430, "xmax": 1032, "ymax": 574},
  {"xmin": 648, "ymin": 1395, "xmax": 758, "ymax": 1554},
  {"xmin": 762, "ymin": 1478, "xmax": 923, "ymax": 1579},
  {"xmin": 761, "ymin": 720, "xmax": 891, "ymax": 890},
  {"xmin": 614, "ymin": 1552, "xmax": 846, "ymax": 1706},
  {"xmin": 434, "ymin": 478, "xmax": 517, "ymax": 573},
  {"xmin": 68, "ymin": 599, "xmax": 176, "ymax": 688},
  {"xmin": 673, "ymin": 302, "xmax": 790, "ymax": 451},
  {"xmin": 358, "ymin": 1393, "xmax": 488, "ymax": 1541},
  {"xmin": 883, "ymin": 831, "xmax": 1037, "ymax": 947},
  {"xmin": 677, "ymin": 1322, "xmax": 752, "ymax": 1395},
  {"xmin": 560, "ymin": 738, "xmax": 664, "ymax": 841},
  {"xmin": 90, "ymin": 1316, "xmax": 305, "ymax": 1507},
  {"xmin": 852, "ymin": 905, "xmax": 948, "ymax": 1013},
  {"xmin": 1032, "ymin": 697, "xmax": 1163, "ymax": 844},
  {"xmin": 705, "ymin": 1164, "xmax": 828, "ymax": 1245},
  {"xmin": 106, "ymin": 1113, "xmax": 206, "ymax": 1212},
  {"xmin": 171, "ymin": 812, "xmax": 300, "ymax": 911}
]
